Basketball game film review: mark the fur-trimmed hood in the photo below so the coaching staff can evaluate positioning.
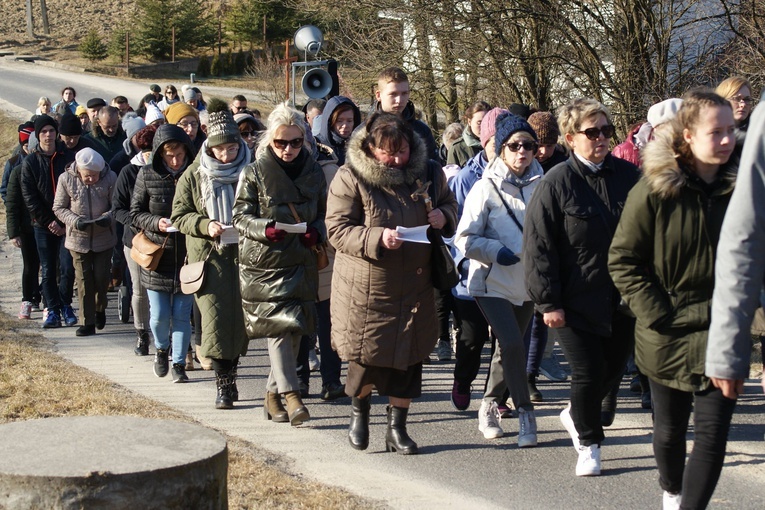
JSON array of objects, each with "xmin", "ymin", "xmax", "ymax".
[
  {"xmin": 344, "ymin": 124, "xmax": 428, "ymax": 189},
  {"xmin": 641, "ymin": 130, "xmax": 737, "ymax": 199}
]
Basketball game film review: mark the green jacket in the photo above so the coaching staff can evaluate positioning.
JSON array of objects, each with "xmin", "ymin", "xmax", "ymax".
[
  {"xmin": 171, "ymin": 154, "xmax": 248, "ymax": 360},
  {"xmin": 608, "ymin": 132, "xmax": 736, "ymax": 392},
  {"xmin": 447, "ymin": 129, "xmax": 481, "ymax": 168},
  {"xmin": 233, "ymin": 148, "xmax": 327, "ymax": 340}
]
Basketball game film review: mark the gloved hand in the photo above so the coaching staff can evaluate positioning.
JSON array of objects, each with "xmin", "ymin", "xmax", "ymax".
[
  {"xmin": 94, "ymin": 214, "xmax": 111, "ymax": 227},
  {"xmin": 74, "ymin": 218, "xmax": 89, "ymax": 231},
  {"xmin": 265, "ymin": 225, "xmax": 286, "ymax": 243},
  {"xmin": 496, "ymin": 247, "xmax": 520, "ymax": 266},
  {"xmin": 299, "ymin": 226, "xmax": 320, "ymax": 247}
]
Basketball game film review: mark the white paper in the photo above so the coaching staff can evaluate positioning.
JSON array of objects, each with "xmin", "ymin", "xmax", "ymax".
[
  {"xmin": 395, "ymin": 225, "xmax": 431, "ymax": 244},
  {"xmin": 274, "ymin": 221, "xmax": 307, "ymax": 234},
  {"xmin": 219, "ymin": 225, "xmax": 238, "ymax": 245},
  {"xmin": 165, "ymin": 226, "xmax": 179, "ymax": 233}
]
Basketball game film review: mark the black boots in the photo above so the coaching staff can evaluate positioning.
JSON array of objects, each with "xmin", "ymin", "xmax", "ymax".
[
  {"xmin": 215, "ymin": 370, "xmax": 235, "ymax": 409},
  {"xmin": 348, "ymin": 395, "xmax": 371, "ymax": 450},
  {"xmin": 134, "ymin": 329, "xmax": 150, "ymax": 356},
  {"xmin": 385, "ymin": 406, "xmax": 418, "ymax": 455},
  {"xmin": 527, "ymin": 374, "xmax": 543, "ymax": 402}
]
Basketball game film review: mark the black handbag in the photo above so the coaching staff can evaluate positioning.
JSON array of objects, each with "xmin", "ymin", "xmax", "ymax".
[{"xmin": 424, "ymin": 164, "xmax": 459, "ymax": 291}]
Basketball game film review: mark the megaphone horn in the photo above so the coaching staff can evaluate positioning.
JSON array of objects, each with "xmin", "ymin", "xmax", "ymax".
[{"xmin": 302, "ymin": 68, "xmax": 332, "ymax": 99}]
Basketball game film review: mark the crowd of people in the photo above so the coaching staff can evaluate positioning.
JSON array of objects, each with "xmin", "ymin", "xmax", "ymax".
[{"xmin": 2, "ymin": 69, "xmax": 763, "ymax": 509}]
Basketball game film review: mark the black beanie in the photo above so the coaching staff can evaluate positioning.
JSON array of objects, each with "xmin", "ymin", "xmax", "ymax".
[
  {"xmin": 59, "ymin": 112, "xmax": 82, "ymax": 136},
  {"xmin": 34, "ymin": 114, "xmax": 58, "ymax": 138}
]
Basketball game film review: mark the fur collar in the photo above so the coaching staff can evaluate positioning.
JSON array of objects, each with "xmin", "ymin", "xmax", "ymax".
[
  {"xmin": 344, "ymin": 124, "xmax": 428, "ymax": 189},
  {"xmin": 641, "ymin": 130, "xmax": 737, "ymax": 199}
]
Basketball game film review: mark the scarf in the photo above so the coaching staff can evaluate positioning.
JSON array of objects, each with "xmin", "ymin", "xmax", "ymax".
[
  {"xmin": 575, "ymin": 152, "xmax": 604, "ymax": 173},
  {"xmin": 268, "ymin": 146, "xmax": 308, "ymax": 181},
  {"xmin": 462, "ymin": 127, "xmax": 482, "ymax": 148},
  {"xmin": 198, "ymin": 140, "xmax": 249, "ymax": 224},
  {"xmin": 330, "ymin": 130, "xmax": 349, "ymax": 165}
]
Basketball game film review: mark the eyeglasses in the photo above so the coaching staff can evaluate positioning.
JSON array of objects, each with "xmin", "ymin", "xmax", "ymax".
[
  {"xmin": 273, "ymin": 138, "xmax": 303, "ymax": 149},
  {"xmin": 504, "ymin": 141, "xmax": 538, "ymax": 153},
  {"xmin": 730, "ymin": 95, "xmax": 753, "ymax": 104},
  {"xmin": 240, "ymin": 131, "xmax": 258, "ymax": 138},
  {"xmin": 177, "ymin": 121, "xmax": 199, "ymax": 129},
  {"xmin": 578, "ymin": 125, "xmax": 616, "ymax": 140}
]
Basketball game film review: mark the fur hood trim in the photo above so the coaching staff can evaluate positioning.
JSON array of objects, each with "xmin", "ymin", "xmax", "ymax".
[
  {"xmin": 641, "ymin": 130, "xmax": 737, "ymax": 199},
  {"xmin": 345, "ymin": 124, "xmax": 428, "ymax": 189}
]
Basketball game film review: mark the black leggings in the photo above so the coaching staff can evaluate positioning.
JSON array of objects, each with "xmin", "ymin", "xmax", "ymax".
[{"xmin": 649, "ymin": 380, "xmax": 736, "ymax": 509}]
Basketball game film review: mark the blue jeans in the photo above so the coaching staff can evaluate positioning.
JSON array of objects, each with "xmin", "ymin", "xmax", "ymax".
[
  {"xmin": 34, "ymin": 227, "xmax": 74, "ymax": 312},
  {"xmin": 146, "ymin": 289, "xmax": 193, "ymax": 365},
  {"xmin": 524, "ymin": 312, "xmax": 548, "ymax": 375}
]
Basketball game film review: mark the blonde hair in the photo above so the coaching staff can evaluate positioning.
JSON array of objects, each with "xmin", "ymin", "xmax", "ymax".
[
  {"xmin": 38, "ymin": 96, "xmax": 51, "ymax": 108},
  {"xmin": 257, "ymin": 103, "xmax": 307, "ymax": 155},
  {"xmin": 557, "ymin": 98, "xmax": 612, "ymax": 149},
  {"xmin": 715, "ymin": 76, "xmax": 752, "ymax": 100}
]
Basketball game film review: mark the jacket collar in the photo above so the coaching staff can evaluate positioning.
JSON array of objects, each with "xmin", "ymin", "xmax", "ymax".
[{"xmin": 345, "ymin": 126, "xmax": 428, "ymax": 189}]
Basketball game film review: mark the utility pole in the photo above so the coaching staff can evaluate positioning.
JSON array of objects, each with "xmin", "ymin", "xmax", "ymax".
[
  {"xmin": 39, "ymin": 0, "xmax": 49, "ymax": 35},
  {"xmin": 172, "ymin": 27, "xmax": 175, "ymax": 62},
  {"xmin": 25, "ymin": 0, "xmax": 34, "ymax": 38},
  {"xmin": 126, "ymin": 32, "xmax": 130, "ymax": 75}
]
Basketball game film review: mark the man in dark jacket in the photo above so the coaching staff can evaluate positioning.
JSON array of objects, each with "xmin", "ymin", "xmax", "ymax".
[
  {"xmin": 84, "ymin": 106, "xmax": 127, "ymax": 162},
  {"xmin": 20, "ymin": 115, "xmax": 77, "ymax": 328},
  {"xmin": 58, "ymin": 112, "xmax": 97, "ymax": 154}
]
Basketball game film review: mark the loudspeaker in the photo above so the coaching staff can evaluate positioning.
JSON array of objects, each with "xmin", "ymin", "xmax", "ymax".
[
  {"xmin": 294, "ymin": 25, "xmax": 323, "ymax": 56},
  {"xmin": 302, "ymin": 68, "xmax": 333, "ymax": 99}
]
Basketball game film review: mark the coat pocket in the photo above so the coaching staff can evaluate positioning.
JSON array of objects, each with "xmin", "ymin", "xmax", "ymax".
[{"xmin": 563, "ymin": 204, "xmax": 600, "ymax": 247}]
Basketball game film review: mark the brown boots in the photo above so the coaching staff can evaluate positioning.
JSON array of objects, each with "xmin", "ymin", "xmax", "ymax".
[
  {"xmin": 283, "ymin": 391, "xmax": 310, "ymax": 426},
  {"xmin": 263, "ymin": 391, "xmax": 289, "ymax": 423}
]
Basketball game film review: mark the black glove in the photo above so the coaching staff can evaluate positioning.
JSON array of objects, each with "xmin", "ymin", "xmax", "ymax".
[
  {"xmin": 74, "ymin": 219, "xmax": 88, "ymax": 231},
  {"xmin": 94, "ymin": 215, "xmax": 111, "ymax": 227},
  {"xmin": 496, "ymin": 247, "xmax": 520, "ymax": 266}
]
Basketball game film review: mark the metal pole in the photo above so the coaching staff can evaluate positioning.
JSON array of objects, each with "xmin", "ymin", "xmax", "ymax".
[
  {"xmin": 126, "ymin": 32, "xmax": 130, "ymax": 75},
  {"xmin": 172, "ymin": 27, "xmax": 175, "ymax": 62}
]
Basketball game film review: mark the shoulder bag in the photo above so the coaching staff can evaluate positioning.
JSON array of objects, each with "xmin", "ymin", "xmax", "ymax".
[
  {"xmin": 287, "ymin": 203, "xmax": 329, "ymax": 270},
  {"xmin": 130, "ymin": 231, "xmax": 168, "ymax": 271},
  {"xmin": 180, "ymin": 244, "xmax": 213, "ymax": 294}
]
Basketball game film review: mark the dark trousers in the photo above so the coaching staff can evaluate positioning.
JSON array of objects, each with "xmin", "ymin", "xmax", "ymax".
[
  {"xmin": 317, "ymin": 299, "xmax": 342, "ymax": 387},
  {"xmin": 435, "ymin": 288, "xmax": 457, "ymax": 342},
  {"xmin": 452, "ymin": 298, "xmax": 490, "ymax": 388},
  {"xmin": 19, "ymin": 231, "xmax": 41, "ymax": 304},
  {"xmin": 34, "ymin": 228, "xmax": 73, "ymax": 312},
  {"xmin": 297, "ymin": 334, "xmax": 310, "ymax": 386},
  {"xmin": 555, "ymin": 313, "xmax": 634, "ymax": 445},
  {"xmin": 524, "ymin": 312, "xmax": 548, "ymax": 375},
  {"xmin": 71, "ymin": 249, "xmax": 110, "ymax": 326},
  {"xmin": 649, "ymin": 380, "xmax": 736, "ymax": 509}
]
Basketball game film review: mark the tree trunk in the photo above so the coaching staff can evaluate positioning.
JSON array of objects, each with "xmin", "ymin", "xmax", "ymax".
[
  {"xmin": 26, "ymin": 0, "xmax": 34, "ymax": 38},
  {"xmin": 412, "ymin": 7, "xmax": 439, "ymax": 132},
  {"xmin": 39, "ymin": 0, "xmax": 49, "ymax": 35}
]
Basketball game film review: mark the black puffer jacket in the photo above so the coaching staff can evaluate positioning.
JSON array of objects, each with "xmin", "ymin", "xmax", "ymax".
[
  {"xmin": 112, "ymin": 157, "xmax": 144, "ymax": 248},
  {"xmin": 130, "ymin": 125, "xmax": 194, "ymax": 293},
  {"xmin": 523, "ymin": 154, "xmax": 640, "ymax": 336},
  {"xmin": 20, "ymin": 140, "xmax": 75, "ymax": 228}
]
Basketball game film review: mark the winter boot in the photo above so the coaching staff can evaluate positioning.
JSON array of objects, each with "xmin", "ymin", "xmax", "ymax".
[
  {"xmin": 348, "ymin": 395, "xmax": 372, "ymax": 450},
  {"xmin": 385, "ymin": 406, "xmax": 418, "ymax": 455}
]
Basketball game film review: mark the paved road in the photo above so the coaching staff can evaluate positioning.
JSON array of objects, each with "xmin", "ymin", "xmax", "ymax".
[{"xmin": 0, "ymin": 61, "xmax": 764, "ymax": 508}]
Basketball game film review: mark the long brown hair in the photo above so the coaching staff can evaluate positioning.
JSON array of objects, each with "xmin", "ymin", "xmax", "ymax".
[{"xmin": 670, "ymin": 88, "xmax": 732, "ymax": 172}]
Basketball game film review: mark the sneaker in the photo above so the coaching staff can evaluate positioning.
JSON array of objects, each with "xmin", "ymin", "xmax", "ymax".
[
  {"xmin": 436, "ymin": 339, "xmax": 452, "ymax": 361},
  {"xmin": 320, "ymin": 382, "xmax": 347, "ymax": 401},
  {"xmin": 478, "ymin": 400, "xmax": 504, "ymax": 439},
  {"xmin": 62, "ymin": 305, "xmax": 78, "ymax": 326},
  {"xmin": 450, "ymin": 380, "xmax": 471, "ymax": 411},
  {"xmin": 95, "ymin": 311, "xmax": 106, "ymax": 330},
  {"xmin": 308, "ymin": 349, "xmax": 321, "ymax": 372},
  {"xmin": 560, "ymin": 403, "xmax": 580, "ymax": 451},
  {"xmin": 527, "ymin": 375, "xmax": 543, "ymax": 402},
  {"xmin": 134, "ymin": 330, "xmax": 150, "ymax": 356},
  {"xmin": 539, "ymin": 352, "xmax": 568, "ymax": 381},
  {"xmin": 576, "ymin": 444, "xmax": 601, "ymax": 476},
  {"xmin": 517, "ymin": 408, "xmax": 538, "ymax": 448},
  {"xmin": 42, "ymin": 309, "xmax": 61, "ymax": 329},
  {"xmin": 663, "ymin": 491, "xmax": 682, "ymax": 510},
  {"xmin": 32, "ymin": 301, "xmax": 43, "ymax": 312},
  {"xmin": 171, "ymin": 363, "xmax": 189, "ymax": 383},
  {"xmin": 75, "ymin": 324, "xmax": 96, "ymax": 336},
  {"xmin": 153, "ymin": 349, "xmax": 169, "ymax": 378},
  {"xmin": 18, "ymin": 301, "xmax": 33, "ymax": 319}
]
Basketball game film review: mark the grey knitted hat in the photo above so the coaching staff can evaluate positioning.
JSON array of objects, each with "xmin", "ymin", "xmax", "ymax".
[{"xmin": 206, "ymin": 98, "xmax": 241, "ymax": 148}]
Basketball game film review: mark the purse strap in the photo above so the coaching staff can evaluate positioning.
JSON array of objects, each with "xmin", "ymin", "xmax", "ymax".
[
  {"xmin": 287, "ymin": 203, "xmax": 302, "ymax": 223},
  {"xmin": 487, "ymin": 179, "xmax": 523, "ymax": 233}
]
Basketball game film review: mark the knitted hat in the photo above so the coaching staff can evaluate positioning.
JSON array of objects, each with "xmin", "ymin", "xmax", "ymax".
[
  {"xmin": 527, "ymin": 112, "xmax": 560, "ymax": 145},
  {"xmin": 59, "ymin": 112, "xmax": 82, "ymax": 136},
  {"xmin": 122, "ymin": 114, "xmax": 146, "ymax": 141},
  {"xmin": 144, "ymin": 103, "xmax": 164, "ymax": 125},
  {"xmin": 183, "ymin": 88, "xmax": 197, "ymax": 102},
  {"xmin": 75, "ymin": 105, "xmax": 88, "ymax": 117},
  {"xmin": 86, "ymin": 98, "xmax": 107, "ymax": 109},
  {"xmin": 234, "ymin": 112, "xmax": 265, "ymax": 131},
  {"xmin": 164, "ymin": 102, "xmax": 199, "ymax": 125},
  {"xmin": 150, "ymin": 84, "xmax": 161, "ymax": 94},
  {"xmin": 18, "ymin": 122, "xmax": 34, "ymax": 144},
  {"xmin": 34, "ymin": 114, "xmax": 58, "ymax": 138},
  {"xmin": 647, "ymin": 98, "xmax": 683, "ymax": 128},
  {"xmin": 206, "ymin": 98, "xmax": 241, "ymax": 148},
  {"xmin": 480, "ymin": 108, "xmax": 509, "ymax": 148},
  {"xmin": 494, "ymin": 112, "xmax": 538, "ymax": 157},
  {"xmin": 75, "ymin": 148, "xmax": 105, "ymax": 173}
]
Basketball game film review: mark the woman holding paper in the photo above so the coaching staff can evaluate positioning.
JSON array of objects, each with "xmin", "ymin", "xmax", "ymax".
[
  {"xmin": 171, "ymin": 99, "xmax": 250, "ymax": 410},
  {"xmin": 326, "ymin": 112, "xmax": 457, "ymax": 454},
  {"xmin": 233, "ymin": 103, "xmax": 327, "ymax": 426}
]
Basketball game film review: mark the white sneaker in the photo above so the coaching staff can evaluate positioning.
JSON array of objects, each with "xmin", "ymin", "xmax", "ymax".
[
  {"xmin": 517, "ymin": 408, "xmax": 538, "ymax": 448},
  {"xmin": 576, "ymin": 444, "xmax": 601, "ymax": 476},
  {"xmin": 663, "ymin": 491, "xmax": 682, "ymax": 510},
  {"xmin": 308, "ymin": 349, "xmax": 321, "ymax": 372},
  {"xmin": 478, "ymin": 400, "xmax": 504, "ymax": 439},
  {"xmin": 560, "ymin": 402, "xmax": 580, "ymax": 451}
]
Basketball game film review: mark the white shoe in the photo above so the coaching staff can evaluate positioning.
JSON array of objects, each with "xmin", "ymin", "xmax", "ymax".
[
  {"xmin": 560, "ymin": 402, "xmax": 580, "ymax": 451},
  {"xmin": 478, "ymin": 400, "xmax": 504, "ymax": 439},
  {"xmin": 308, "ymin": 349, "xmax": 321, "ymax": 372},
  {"xmin": 517, "ymin": 408, "xmax": 538, "ymax": 448},
  {"xmin": 663, "ymin": 491, "xmax": 682, "ymax": 510},
  {"xmin": 576, "ymin": 444, "xmax": 601, "ymax": 476}
]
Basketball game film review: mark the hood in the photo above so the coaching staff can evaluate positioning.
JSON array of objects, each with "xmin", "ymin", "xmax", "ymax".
[
  {"xmin": 483, "ymin": 156, "xmax": 544, "ymax": 187},
  {"xmin": 150, "ymin": 124, "xmax": 195, "ymax": 173},
  {"xmin": 345, "ymin": 123, "xmax": 429, "ymax": 189},
  {"xmin": 319, "ymin": 96, "xmax": 361, "ymax": 146},
  {"xmin": 373, "ymin": 99, "xmax": 417, "ymax": 122},
  {"xmin": 641, "ymin": 130, "xmax": 737, "ymax": 199}
]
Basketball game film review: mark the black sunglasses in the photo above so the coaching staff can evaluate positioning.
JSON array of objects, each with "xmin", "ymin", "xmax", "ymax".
[
  {"xmin": 578, "ymin": 125, "xmax": 615, "ymax": 140},
  {"xmin": 240, "ymin": 131, "xmax": 257, "ymax": 138},
  {"xmin": 504, "ymin": 141, "xmax": 538, "ymax": 153},
  {"xmin": 273, "ymin": 138, "xmax": 303, "ymax": 149}
]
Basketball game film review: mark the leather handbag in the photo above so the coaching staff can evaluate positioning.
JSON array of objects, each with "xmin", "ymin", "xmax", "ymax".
[
  {"xmin": 180, "ymin": 245, "xmax": 213, "ymax": 294},
  {"xmin": 130, "ymin": 231, "xmax": 168, "ymax": 271},
  {"xmin": 287, "ymin": 203, "xmax": 329, "ymax": 270}
]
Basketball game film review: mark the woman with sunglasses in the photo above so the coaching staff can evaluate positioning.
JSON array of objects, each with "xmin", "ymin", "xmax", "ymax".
[
  {"xmin": 716, "ymin": 76, "xmax": 754, "ymax": 155},
  {"xmin": 234, "ymin": 112, "xmax": 266, "ymax": 162},
  {"xmin": 454, "ymin": 112, "xmax": 543, "ymax": 447},
  {"xmin": 158, "ymin": 85, "xmax": 180, "ymax": 111},
  {"xmin": 523, "ymin": 98, "xmax": 640, "ymax": 476},
  {"xmin": 233, "ymin": 103, "xmax": 326, "ymax": 426}
]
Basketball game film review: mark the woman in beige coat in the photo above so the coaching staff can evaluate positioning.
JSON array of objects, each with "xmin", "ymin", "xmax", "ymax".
[{"xmin": 326, "ymin": 112, "xmax": 457, "ymax": 454}]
